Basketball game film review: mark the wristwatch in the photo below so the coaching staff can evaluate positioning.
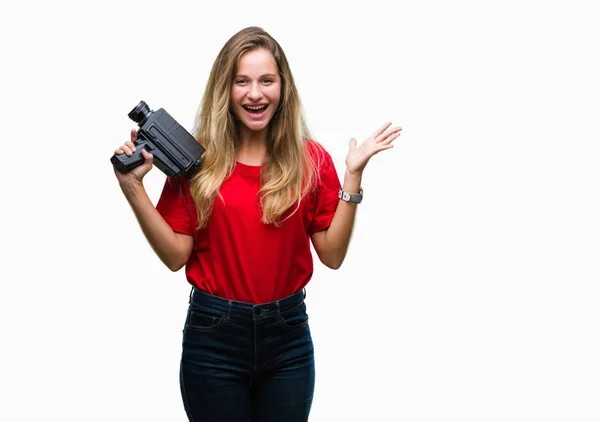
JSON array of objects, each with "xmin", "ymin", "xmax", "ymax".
[{"xmin": 338, "ymin": 187, "xmax": 363, "ymax": 204}]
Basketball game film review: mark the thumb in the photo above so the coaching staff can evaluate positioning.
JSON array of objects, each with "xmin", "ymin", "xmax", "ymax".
[
  {"xmin": 141, "ymin": 149, "xmax": 154, "ymax": 164},
  {"xmin": 349, "ymin": 138, "xmax": 357, "ymax": 150}
]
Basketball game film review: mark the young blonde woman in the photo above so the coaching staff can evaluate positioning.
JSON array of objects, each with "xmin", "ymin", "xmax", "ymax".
[{"xmin": 113, "ymin": 26, "xmax": 401, "ymax": 422}]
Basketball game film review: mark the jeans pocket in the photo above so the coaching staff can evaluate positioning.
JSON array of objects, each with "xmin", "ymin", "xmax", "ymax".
[
  {"xmin": 186, "ymin": 306, "xmax": 227, "ymax": 332},
  {"xmin": 278, "ymin": 302, "xmax": 309, "ymax": 329}
]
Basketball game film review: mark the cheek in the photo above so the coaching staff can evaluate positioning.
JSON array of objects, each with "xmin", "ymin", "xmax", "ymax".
[
  {"xmin": 268, "ymin": 87, "xmax": 281, "ymax": 106},
  {"xmin": 231, "ymin": 88, "xmax": 244, "ymax": 105}
]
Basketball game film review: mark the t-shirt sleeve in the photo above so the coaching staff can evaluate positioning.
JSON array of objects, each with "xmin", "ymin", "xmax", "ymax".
[
  {"xmin": 309, "ymin": 146, "xmax": 342, "ymax": 234},
  {"xmin": 155, "ymin": 177, "xmax": 194, "ymax": 236}
]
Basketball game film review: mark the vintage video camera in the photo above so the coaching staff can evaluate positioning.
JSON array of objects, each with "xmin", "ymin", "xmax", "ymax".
[{"xmin": 111, "ymin": 101, "xmax": 205, "ymax": 177}]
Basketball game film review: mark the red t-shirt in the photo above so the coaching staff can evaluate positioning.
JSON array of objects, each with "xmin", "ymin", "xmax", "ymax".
[{"xmin": 155, "ymin": 142, "xmax": 341, "ymax": 304}]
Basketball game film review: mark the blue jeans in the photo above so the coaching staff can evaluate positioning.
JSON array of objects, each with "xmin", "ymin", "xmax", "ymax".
[{"xmin": 179, "ymin": 287, "xmax": 315, "ymax": 421}]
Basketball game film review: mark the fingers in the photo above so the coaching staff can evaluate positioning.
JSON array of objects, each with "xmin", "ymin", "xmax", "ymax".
[
  {"xmin": 115, "ymin": 130, "xmax": 138, "ymax": 156},
  {"xmin": 367, "ymin": 143, "xmax": 394, "ymax": 158},
  {"xmin": 378, "ymin": 126, "xmax": 402, "ymax": 144},
  {"xmin": 115, "ymin": 143, "xmax": 136, "ymax": 156},
  {"xmin": 376, "ymin": 144, "xmax": 394, "ymax": 152},
  {"xmin": 372, "ymin": 122, "xmax": 392, "ymax": 138},
  {"xmin": 373, "ymin": 123, "xmax": 402, "ymax": 142}
]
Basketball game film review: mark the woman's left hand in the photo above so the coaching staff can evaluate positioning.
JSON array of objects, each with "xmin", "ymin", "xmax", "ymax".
[{"xmin": 345, "ymin": 122, "xmax": 402, "ymax": 176}]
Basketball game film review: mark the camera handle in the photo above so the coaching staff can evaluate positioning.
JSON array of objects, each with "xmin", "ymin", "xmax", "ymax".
[{"xmin": 110, "ymin": 138, "xmax": 152, "ymax": 174}]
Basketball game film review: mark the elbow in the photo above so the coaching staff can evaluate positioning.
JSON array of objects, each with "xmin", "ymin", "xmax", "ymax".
[
  {"xmin": 312, "ymin": 233, "xmax": 348, "ymax": 270},
  {"xmin": 327, "ymin": 262, "xmax": 342, "ymax": 270},
  {"xmin": 321, "ymin": 255, "xmax": 345, "ymax": 270},
  {"xmin": 164, "ymin": 255, "xmax": 188, "ymax": 272},
  {"xmin": 154, "ymin": 234, "xmax": 193, "ymax": 272},
  {"xmin": 167, "ymin": 262, "xmax": 185, "ymax": 272}
]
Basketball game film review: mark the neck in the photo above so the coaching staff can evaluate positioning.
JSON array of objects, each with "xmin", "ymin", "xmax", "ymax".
[{"xmin": 237, "ymin": 127, "xmax": 268, "ymax": 166}]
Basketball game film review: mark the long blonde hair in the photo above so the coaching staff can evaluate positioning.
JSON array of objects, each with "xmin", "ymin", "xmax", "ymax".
[{"xmin": 189, "ymin": 26, "xmax": 318, "ymax": 228}]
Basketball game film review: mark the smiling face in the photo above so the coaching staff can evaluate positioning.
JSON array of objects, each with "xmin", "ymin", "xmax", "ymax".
[{"xmin": 231, "ymin": 48, "xmax": 281, "ymax": 138}]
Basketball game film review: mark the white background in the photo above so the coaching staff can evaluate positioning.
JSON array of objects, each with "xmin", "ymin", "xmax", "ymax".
[{"xmin": 1, "ymin": 0, "xmax": 599, "ymax": 421}]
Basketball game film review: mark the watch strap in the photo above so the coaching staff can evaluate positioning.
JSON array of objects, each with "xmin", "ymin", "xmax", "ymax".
[{"xmin": 338, "ymin": 187, "xmax": 363, "ymax": 204}]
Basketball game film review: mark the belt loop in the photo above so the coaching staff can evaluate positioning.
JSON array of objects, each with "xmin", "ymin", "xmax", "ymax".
[
  {"xmin": 303, "ymin": 288, "xmax": 306, "ymax": 299},
  {"xmin": 189, "ymin": 287, "xmax": 193, "ymax": 304}
]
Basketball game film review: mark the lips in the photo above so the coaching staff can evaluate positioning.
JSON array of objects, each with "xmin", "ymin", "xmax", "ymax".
[
  {"xmin": 242, "ymin": 104, "xmax": 268, "ymax": 120},
  {"xmin": 243, "ymin": 104, "xmax": 268, "ymax": 113}
]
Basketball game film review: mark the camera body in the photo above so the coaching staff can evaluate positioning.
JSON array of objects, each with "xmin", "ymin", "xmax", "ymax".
[{"xmin": 111, "ymin": 101, "xmax": 205, "ymax": 177}]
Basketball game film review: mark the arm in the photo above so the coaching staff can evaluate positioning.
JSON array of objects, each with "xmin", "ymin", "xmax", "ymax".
[
  {"xmin": 114, "ymin": 129, "xmax": 193, "ymax": 272},
  {"xmin": 310, "ymin": 170, "xmax": 361, "ymax": 269},
  {"xmin": 311, "ymin": 122, "xmax": 402, "ymax": 269},
  {"xmin": 121, "ymin": 180, "xmax": 194, "ymax": 272}
]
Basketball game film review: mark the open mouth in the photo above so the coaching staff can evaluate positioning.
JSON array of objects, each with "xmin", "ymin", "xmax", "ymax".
[{"xmin": 243, "ymin": 104, "xmax": 268, "ymax": 115}]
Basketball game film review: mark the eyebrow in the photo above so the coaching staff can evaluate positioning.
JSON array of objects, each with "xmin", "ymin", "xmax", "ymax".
[{"xmin": 235, "ymin": 73, "xmax": 278, "ymax": 78}]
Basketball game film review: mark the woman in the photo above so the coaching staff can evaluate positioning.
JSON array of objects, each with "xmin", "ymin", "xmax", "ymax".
[{"xmin": 114, "ymin": 26, "xmax": 401, "ymax": 422}]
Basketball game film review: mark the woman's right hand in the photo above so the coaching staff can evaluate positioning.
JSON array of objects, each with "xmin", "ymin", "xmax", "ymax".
[{"xmin": 113, "ymin": 128, "xmax": 154, "ymax": 186}]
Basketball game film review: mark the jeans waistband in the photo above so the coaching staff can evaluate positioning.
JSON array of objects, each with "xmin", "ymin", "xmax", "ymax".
[{"xmin": 189, "ymin": 287, "xmax": 306, "ymax": 319}]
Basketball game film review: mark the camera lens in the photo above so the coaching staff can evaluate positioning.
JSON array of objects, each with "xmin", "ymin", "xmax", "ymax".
[{"xmin": 128, "ymin": 101, "xmax": 152, "ymax": 124}]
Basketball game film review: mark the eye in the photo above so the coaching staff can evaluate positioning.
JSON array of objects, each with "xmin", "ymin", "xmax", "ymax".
[
  {"xmin": 234, "ymin": 79, "xmax": 247, "ymax": 85},
  {"xmin": 262, "ymin": 79, "xmax": 274, "ymax": 85}
]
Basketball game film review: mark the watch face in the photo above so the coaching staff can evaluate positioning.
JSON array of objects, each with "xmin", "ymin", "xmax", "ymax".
[{"xmin": 338, "ymin": 188, "xmax": 362, "ymax": 203}]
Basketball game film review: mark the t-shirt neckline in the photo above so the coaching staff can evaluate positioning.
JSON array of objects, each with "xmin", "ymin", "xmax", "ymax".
[{"xmin": 235, "ymin": 161, "xmax": 262, "ymax": 177}]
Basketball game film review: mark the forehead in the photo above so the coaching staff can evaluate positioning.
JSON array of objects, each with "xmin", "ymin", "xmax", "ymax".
[{"xmin": 236, "ymin": 48, "xmax": 278, "ymax": 74}]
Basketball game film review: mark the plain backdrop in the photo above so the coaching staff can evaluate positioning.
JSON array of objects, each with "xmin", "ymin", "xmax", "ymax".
[{"xmin": 1, "ymin": 0, "xmax": 599, "ymax": 421}]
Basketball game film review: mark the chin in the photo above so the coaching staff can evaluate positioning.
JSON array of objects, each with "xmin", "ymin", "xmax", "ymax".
[
  {"xmin": 241, "ymin": 117, "xmax": 271, "ymax": 132},
  {"xmin": 247, "ymin": 122, "xmax": 269, "ymax": 132}
]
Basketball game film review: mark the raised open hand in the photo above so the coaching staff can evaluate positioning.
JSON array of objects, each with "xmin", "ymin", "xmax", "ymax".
[{"xmin": 345, "ymin": 122, "xmax": 402, "ymax": 176}]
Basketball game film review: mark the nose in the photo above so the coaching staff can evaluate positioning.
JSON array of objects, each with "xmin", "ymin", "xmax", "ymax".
[{"xmin": 247, "ymin": 82, "xmax": 263, "ymax": 101}]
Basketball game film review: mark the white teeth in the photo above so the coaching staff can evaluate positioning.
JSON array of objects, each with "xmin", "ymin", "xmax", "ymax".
[{"xmin": 245, "ymin": 105, "xmax": 266, "ymax": 110}]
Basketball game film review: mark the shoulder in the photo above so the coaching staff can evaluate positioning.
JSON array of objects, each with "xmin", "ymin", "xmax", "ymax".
[
  {"xmin": 305, "ymin": 139, "xmax": 334, "ymax": 168},
  {"xmin": 162, "ymin": 174, "xmax": 192, "ymax": 197},
  {"xmin": 305, "ymin": 139, "xmax": 326, "ymax": 156},
  {"xmin": 304, "ymin": 139, "xmax": 340, "ymax": 189}
]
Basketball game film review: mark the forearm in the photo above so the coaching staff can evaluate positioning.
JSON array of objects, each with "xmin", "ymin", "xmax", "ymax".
[
  {"xmin": 120, "ymin": 181, "xmax": 190, "ymax": 271},
  {"xmin": 317, "ymin": 169, "xmax": 362, "ymax": 268}
]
